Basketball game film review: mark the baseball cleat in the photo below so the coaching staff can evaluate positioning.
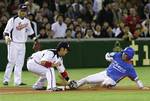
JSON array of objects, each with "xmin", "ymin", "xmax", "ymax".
[
  {"xmin": 15, "ymin": 82, "xmax": 27, "ymax": 86},
  {"xmin": 47, "ymin": 87, "xmax": 63, "ymax": 91},
  {"xmin": 32, "ymin": 85, "xmax": 47, "ymax": 90},
  {"xmin": 3, "ymin": 81, "xmax": 8, "ymax": 85}
]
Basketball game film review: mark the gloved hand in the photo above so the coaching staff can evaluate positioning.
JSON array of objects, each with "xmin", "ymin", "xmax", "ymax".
[
  {"xmin": 105, "ymin": 52, "xmax": 115, "ymax": 62},
  {"xmin": 4, "ymin": 36, "xmax": 11, "ymax": 45},
  {"xmin": 32, "ymin": 41, "xmax": 41, "ymax": 52},
  {"xmin": 68, "ymin": 80, "xmax": 78, "ymax": 89}
]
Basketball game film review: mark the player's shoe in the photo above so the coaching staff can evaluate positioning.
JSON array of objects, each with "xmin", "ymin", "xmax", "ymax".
[
  {"xmin": 47, "ymin": 87, "xmax": 63, "ymax": 91},
  {"xmin": 19, "ymin": 82, "xmax": 27, "ymax": 85},
  {"xmin": 3, "ymin": 81, "xmax": 8, "ymax": 85},
  {"xmin": 32, "ymin": 85, "xmax": 47, "ymax": 90},
  {"xmin": 15, "ymin": 82, "xmax": 27, "ymax": 86}
]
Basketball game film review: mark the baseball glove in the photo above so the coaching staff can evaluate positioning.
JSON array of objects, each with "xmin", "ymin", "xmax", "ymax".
[
  {"xmin": 68, "ymin": 80, "xmax": 78, "ymax": 89},
  {"xmin": 32, "ymin": 41, "xmax": 41, "ymax": 52}
]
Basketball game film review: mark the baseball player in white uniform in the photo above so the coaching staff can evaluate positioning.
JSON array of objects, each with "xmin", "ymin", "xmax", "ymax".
[
  {"xmin": 27, "ymin": 41, "xmax": 72, "ymax": 91},
  {"xmin": 3, "ymin": 4, "xmax": 35, "ymax": 86}
]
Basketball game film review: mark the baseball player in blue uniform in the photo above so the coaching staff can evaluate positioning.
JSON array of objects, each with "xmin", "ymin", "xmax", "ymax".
[{"xmin": 69, "ymin": 47, "xmax": 149, "ymax": 90}]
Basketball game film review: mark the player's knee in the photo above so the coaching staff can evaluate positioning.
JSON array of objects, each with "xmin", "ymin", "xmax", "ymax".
[{"xmin": 8, "ymin": 61, "xmax": 15, "ymax": 67}]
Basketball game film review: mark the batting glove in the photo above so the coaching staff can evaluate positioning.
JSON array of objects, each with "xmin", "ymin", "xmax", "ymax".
[{"xmin": 4, "ymin": 36, "xmax": 11, "ymax": 45}]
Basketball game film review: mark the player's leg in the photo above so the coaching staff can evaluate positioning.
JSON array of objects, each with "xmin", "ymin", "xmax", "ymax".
[
  {"xmin": 3, "ymin": 43, "xmax": 17, "ymax": 84},
  {"xmin": 46, "ymin": 68, "xmax": 56, "ymax": 90},
  {"xmin": 32, "ymin": 76, "xmax": 47, "ymax": 90},
  {"xmin": 77, "ymin": 71, "xmax": 107, "ymax": 87},
  {"xmin": 14, "ymin": 44, "xmax": 25, "ymax": 86},
  {"xmin": 46, "ymin": 68, "xmax": 63, "ymax": 91},
  {"xmin": 101, "ymin": 76, "xmax": 116, "ymax": 88},
  {"xmin": 27, "ymin": 59, "xmax": 56, "ymax": 90}
]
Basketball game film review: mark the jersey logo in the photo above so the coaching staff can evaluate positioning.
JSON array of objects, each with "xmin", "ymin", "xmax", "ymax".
[
  {"xmin": 16, "ymin": 22, "xmax": 28, "ymax": 30},
  {"xmin": 112, "ymin": 61, "xmax": 126, "ymax": 73}
]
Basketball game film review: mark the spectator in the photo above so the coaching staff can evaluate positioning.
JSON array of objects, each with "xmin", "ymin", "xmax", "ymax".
[
  {"xmin": 122, "ymin": 26, "xmax": 133, "ymax": 41},
  {"xmin": 112, "ymin": 22, "xmax": 122, "ymax": 38},
  {"xmin": 51, "ymin": 14, "xmax": 67, "ymax": 38},
  {"xmin": 75, "ymin": 31, "xmax": 83, "ymax": 40},
  {"xmin": 93, "ymin": 24, "xmax": 102, "ymax": 38},
  {"xmin": 80, "ymin": 21, "xmax": 87, "ymax": 35},
  {"xmin": 40, "ymin": 1, "xmax": 53, "ymax": 18},
  {"xmin": 7, "ymin": 0, "xmax": 19, "ymax": 16},
  {"xmin": 111, "ymin": 2, "xmax": 122, "ymax": 24},
  {"xmin": 28, "ymin": 13, "xmax": 38, "ymax": 36},
  {"xmin": 84, "ymin": 28, "xmax": 94, "ymax": 39},
  {"xmin": 133, "ymin": 24, "xmax": 142, "ymax": 39},
  {"xmin": 96, "ymin": 3, "xmax": 114, "ymax": 27},
  {"xmin": 45, "ymin": 23, "xmax": 53, "ymax": 38},
  {"xmin": 124, "ymin": 8, "xmax": 140, "ymax": 34},
  {"xmin": 64, "ymin": 17, "xmax": 72, "ymax": 26},
  {"xmin": 93, "ymin": 0, "xmax": 103, "ymax": 17},
  {"xmin": 83, "ymin": 2, "xmax": 94, "ymax": 23},
  {"xmin": 65, "ymin": 28, "xmax": 73, "ymax": 39},
  {"xmin": 0, "ymin": 15, "xmax": 8, "ymax": 39},
  {"xmin": 65, "ymin": 5, "xmax": 76, "ymax": 20},
  {"xmin": 25, "ymin": 0, "xmax": 40, "ymax": 14},
  {"xmin": 68, "ymin": 23, "xmax": 76, "ymax": 38},
  {"xmin": 38, "ymin": 27, "xmax": 48, "ymax": 39},
  {"xmin": 141, "ymin": 18, "xmax": 150, "ymax": 37},
  {"xmin": 101, "ymin": 22, "xmax": 111, "ymax": 37}
]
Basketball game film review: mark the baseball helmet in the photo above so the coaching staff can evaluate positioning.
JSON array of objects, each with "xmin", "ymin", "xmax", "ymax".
[
  {"xmin": 56, "ymin": 41, "xmax": 70, "ymax": 51},
  {"xmin": 122, "ymin": 47, "xmax": 134, "ymax": 60}
]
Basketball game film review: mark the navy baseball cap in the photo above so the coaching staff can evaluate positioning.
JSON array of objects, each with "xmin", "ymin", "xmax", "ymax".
[
  {"xmin": 56, "ymin": 41, "xmax": 70, "ymax": 51},
  {"xmin": 19, "ymin": 4, "xmax": 27, "ymax": 11}
]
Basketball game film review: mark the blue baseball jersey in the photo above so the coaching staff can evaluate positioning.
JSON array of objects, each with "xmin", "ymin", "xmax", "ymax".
[{"xmin": 106, "ymin": 52, "xmax": 138, "ymax": 83}]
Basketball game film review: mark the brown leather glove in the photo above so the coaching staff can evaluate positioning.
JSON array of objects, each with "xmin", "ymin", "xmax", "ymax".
[{"xmin": 32, "ymin": 41, "xmax": 41, "ymax": 52}]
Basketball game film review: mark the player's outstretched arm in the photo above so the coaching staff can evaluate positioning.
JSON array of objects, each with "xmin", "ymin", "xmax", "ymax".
[{"xmin": 105, "ymin": 52, "xmax": 115, "ymax": 62}]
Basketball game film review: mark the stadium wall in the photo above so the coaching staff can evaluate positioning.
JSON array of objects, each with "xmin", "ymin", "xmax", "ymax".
[{"xmin": 0, "ymin": 38, "xmax": 150, "ymax": 71}]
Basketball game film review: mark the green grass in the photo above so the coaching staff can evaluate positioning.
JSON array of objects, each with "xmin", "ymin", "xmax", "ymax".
[{"xmin": 0, "ymin": 67, "xmax": 150, "ymax": 101}]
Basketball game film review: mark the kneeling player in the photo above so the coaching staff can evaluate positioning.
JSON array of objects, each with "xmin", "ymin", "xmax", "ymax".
[{"xmin": 27, "ymin": 41, "xmax": 72, "ymax": 91}]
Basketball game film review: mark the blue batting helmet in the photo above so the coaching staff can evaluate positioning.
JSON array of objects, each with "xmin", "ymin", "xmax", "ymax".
[{"xmin": 122, "ymin": 47, "xmax": 134, "ymax": 60}]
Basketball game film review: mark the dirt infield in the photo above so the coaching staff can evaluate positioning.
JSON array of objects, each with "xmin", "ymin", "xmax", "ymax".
[{"xmin": 0, "ymin": 86, "xmax": 150, "ymax": 95}]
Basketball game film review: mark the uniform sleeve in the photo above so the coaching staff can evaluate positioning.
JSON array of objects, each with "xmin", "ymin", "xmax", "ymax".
[
  {"xmin": 27, "ymin": 20, "xmax": 34, "ymax": 35},
  {"xmin": 40, "ymin": 51, "xmax": 54, "ymax": 62},
  {"xmin": 57, "ymin": 59, "xmax": 65, "ymax": 73},
  {"xmin": 51, "ymin": 23, "xmax": 56, "ymax": 32},
  {"xmin": 128, "ymin": 67, "xmax": 138, "ymax": 81},
  {"xmin": 3, "ymin": 18, "xmax": 14, "ymax": 35}
]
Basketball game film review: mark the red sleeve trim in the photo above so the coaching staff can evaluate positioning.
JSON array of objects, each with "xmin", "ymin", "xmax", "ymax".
[
  {"xmin": 61, "ymin": 71, "xmax": 69, "ymax": 81},
  {"xmin": 43, "ymin": 61, "xmax": 52, "ymax": 68}
]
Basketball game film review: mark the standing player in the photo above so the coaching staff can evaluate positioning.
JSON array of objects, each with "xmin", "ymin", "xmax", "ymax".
[
  {"xmin": 27, "ymin": 41, "xmax": 72, "ymax": 91},
  {"xmin": 69, "ymin": 47, "xmax": 149, "ymax": 90},
  {"xmin": 3, "ymin": 4, "xmax": 36, "ymax": 86}
]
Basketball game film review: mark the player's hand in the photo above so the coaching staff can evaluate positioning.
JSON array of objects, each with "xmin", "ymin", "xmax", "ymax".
[
  {"xmin": 52, "ymin": 62, "xmax": 61, "ymax": 67},
  {"xmin": 32, "ymin": 41, "xmax": 41, "ymax": 52},
  {"xmin": 4, "ymin": 36, "xmax": 11, "ymax": 45},
  {"xmin": 68, "ymin": 80, "xmax": 78, "ymax": 89}
]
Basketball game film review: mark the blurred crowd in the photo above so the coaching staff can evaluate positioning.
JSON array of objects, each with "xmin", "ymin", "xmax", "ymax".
[{"xmin": 1, "ymin": 0, "xmax": 150, "ymax": 41}]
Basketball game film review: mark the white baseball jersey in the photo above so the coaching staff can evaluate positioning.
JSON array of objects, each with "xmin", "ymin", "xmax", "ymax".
[
  {"xmin": 3, "ymin": 16, "xmax": 34, "ymax": 43},
  {"xmin": 30, "ymin": 49, "xmax": 66, "ymax": 73}
]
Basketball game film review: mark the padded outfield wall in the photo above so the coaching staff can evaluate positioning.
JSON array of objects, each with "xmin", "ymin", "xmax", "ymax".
[{"xmin": 0, "ymin": 38, "xmax": 150, "ymax": 71}]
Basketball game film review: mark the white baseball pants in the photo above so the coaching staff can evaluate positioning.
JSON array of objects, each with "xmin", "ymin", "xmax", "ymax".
[
  {"xmin": 3, "ymin": 42, "xmax": 25, "ymax": 85},
  {"xmin": 77, "ymin": 71, "xmax": 116, "ymax": 87},
  {"xmin": 27, "ymin": 58, "xmax": 56, "ymax": 89}
]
